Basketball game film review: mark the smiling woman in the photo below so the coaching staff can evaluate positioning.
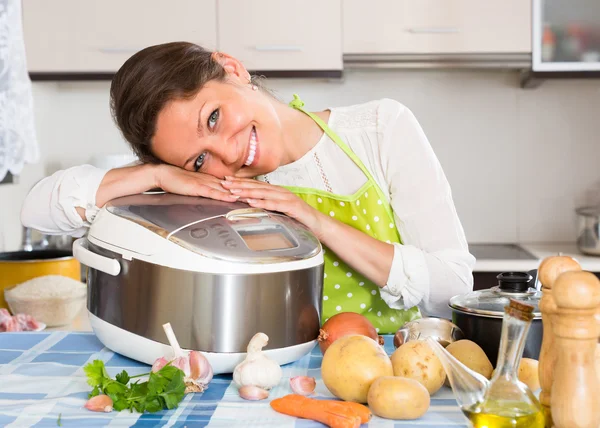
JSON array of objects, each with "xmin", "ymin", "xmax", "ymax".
[{"xmin": 20, "ymin": 42, "xmax": 476, "ymax": 332}]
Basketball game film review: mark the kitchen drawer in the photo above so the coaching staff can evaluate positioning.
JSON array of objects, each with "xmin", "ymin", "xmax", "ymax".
[
  {"xmin": 343, "ymin": 0, "xmax": 531, "ymax": 54},
  {"xmin": 23, "ymin": 0, "xmax": 217, "ymax": 73},
  {"xmin": 217, "ymin": 0, "xmax": 342, "ymax": 71}
]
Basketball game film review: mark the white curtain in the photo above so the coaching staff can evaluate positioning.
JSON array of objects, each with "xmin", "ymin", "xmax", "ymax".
[{"xmin": 0, "ymin": 0, "xmax": 39, "ymax": 182}]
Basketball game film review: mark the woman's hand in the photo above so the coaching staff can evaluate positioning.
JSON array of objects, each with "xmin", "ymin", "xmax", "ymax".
[
  {"xmin": 95, "ymin": 163, "xmax": 240, "ymax": 208},
  {"xmin": 156, "ymin": 165, "xmax": 240, "ymax": 202},
  {"xmin": 221, "ymin": 176, "xmax": 326, "ymax": 238}
]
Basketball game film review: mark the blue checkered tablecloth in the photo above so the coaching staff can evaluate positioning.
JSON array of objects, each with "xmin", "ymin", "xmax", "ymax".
[{"xmin": 0, "ymin": 332, "xmax": 469, "ymax": 427}]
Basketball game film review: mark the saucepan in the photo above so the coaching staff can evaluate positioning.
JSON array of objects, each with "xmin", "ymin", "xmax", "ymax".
[
  {"xmin": 576, "ymin": 205, "xmax": 600, "ymax": 256},
  {"xmin": 0, "ymin": 249, "xmax": 81, "ymax": 309},
  {"xmin": 447, "ymin": 271, "xmax": 543, "ymax": 365}
]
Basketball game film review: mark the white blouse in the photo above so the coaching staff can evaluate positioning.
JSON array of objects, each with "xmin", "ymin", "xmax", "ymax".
[{"xmin": 20, "ymin": 98, "xmax": 475, "ymax": 318}]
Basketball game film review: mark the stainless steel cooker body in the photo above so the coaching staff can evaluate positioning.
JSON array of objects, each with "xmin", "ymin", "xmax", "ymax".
[
  {"xmin": 81, "ymin": 193, "xmax": 325, "ymax": 354},
  {"xmin": 87, "ymin": 241, "xmax": 323, "ymax": 353}
]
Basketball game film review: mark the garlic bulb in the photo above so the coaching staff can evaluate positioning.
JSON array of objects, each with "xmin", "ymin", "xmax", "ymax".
[{"xmin": 233, "ymin": 332, "xmax": 282, "ymax": 390}]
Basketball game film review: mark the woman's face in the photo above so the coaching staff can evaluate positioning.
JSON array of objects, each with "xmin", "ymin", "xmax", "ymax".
[{"xmin": 152, "ymin": 79, "xmax": 285, "ymax": 179}]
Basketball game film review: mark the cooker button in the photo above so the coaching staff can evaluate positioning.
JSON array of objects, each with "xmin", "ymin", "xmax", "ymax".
[
  {"xmin": 210, "ymin": 223, "xmax": 224, "ymax": 230},
  {"xmin": 224, "ymin": 239, "xmax": 237, "ymax": 248},
  {"xmin": 218, "ymin": 230, "xmax": 230, "ymax": 238},
  {"xmin": 190, "ymin": 227, "xmax": 209, "ymax": 239}
]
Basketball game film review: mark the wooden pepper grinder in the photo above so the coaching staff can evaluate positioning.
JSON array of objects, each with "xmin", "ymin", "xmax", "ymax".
[
  {"xmin": 537, "ymin": 256, "xmax": 581, "ymax": 426},
  {"xmin": 551, "ymin": 270, "xmax": 600, "ymax": 428}
]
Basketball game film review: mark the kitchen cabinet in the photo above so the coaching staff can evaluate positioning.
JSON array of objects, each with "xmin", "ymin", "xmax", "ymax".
[
  {"xmin": 343, "ymin": 0, "xmax": 531, "ymax": 55},
  {"xmin": 217, "ymin": 0, "xmax": 342, "ymax": 72},
  {"xmin": 532, "ymin": 0, "xmax": 600, "ymax": 72},
  {"xmin": 23, "ymin": 0, "xmax": 217, "ymax": 74}
]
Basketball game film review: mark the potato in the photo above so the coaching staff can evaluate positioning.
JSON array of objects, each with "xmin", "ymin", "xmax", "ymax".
[
  {"xmin": 391, "ymin": 340, "xmax": 446, "ymax": 395},
  {"xmin": 367, "ymin": 376, "xmax": 430, "ymax": 420},
  {"xmin": 518, "ymin": 358, "xmax": 540, "ymax": 391},
  {"xmin": 321, "ymin": 335, "xmax": 393, "ymax": 403},
  {"xmin": 445, "ymin": 340, "xmax": 493, "ymax": 380}
]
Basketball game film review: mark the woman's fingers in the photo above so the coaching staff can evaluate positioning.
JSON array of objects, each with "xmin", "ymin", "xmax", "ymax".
[
  {"xmin": 222, "ymin": 177, "xmax": 287, "ymax": 193},
  {"xmin": 199, "ymin": 186, "xmax": 241, "ymax": 202},
  {"xmin": 160, "ymin": 167, "xmax": 239, "ymax": 201},
  {"xmin": 226, "ymin": 187, "xmax": 290, "ymax": 201}
]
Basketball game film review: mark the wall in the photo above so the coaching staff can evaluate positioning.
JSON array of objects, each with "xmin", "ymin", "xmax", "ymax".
[{"xmin": 1, "ymin": 69, "xmax": 600, "ymax": 251}]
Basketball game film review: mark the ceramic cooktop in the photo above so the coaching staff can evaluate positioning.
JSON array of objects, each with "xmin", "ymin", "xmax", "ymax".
[{"xmin": 469, "ymin": 244, "xmax": 537, "ymax": 260}]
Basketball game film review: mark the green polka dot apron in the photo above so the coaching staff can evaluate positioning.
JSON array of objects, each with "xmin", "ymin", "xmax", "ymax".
[{"xmin": 285, "ymin": 94, "xmax": 421, "ymax": 334}]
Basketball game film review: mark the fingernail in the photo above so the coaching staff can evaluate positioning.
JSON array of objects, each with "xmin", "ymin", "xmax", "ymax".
[
  {"xmin": 247, "ymin": 199, "xmax": 256, "ymax": 204},
  {"xmin": 225, "ymin": 176, "xmax": 235, "ymax": 181},
  {"xmin": 229, "ymin": 195, "xmax": 240, "ymax": 199},
  {"xmin": 221, "ymin": 180, "xmax": 233, "ymax": 186},
  {"xmin": 230, "ymin": 189, "xmax": 241, "ymax": 194}
]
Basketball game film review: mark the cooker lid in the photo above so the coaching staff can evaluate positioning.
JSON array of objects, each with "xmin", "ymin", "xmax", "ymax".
[
  {"xmin": 449, "ymin": 272, "xmax": 541, "ymax": 319},
  {"xmin": 100, "ymin": 193, "xmax": 322, "ymax": 263}
]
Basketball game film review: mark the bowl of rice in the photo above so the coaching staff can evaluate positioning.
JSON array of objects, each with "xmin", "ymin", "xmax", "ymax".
[{"xmin": 4, "ymin": 275, "xmax": 87, "ymax": 327}]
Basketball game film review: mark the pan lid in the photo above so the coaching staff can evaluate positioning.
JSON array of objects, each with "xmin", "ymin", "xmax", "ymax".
[
  {"xmin": 576, "ymin": 205, "xmax": 600, "ymax": 217},
  {"xmin": 449, "ymin": 272, "xmax": 542, "ymax": 319}
]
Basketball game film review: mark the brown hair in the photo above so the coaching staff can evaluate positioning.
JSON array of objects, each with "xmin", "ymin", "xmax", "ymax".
[{"xmin": 109, "ymin": 42, "xmax": 227, "ymax": 164}]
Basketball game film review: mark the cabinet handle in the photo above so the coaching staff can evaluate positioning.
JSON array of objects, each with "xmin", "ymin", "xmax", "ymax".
[
  {"xmin": 253, "ymin": 45, "xmax": 303, "ymax": 52},
  {"xmin": 407, "ymin": 27, "xmax": 460, "ymax": 34},
  {"xmin": 98, "ymin": 47, "xmax": 143, "ymax": 54}
]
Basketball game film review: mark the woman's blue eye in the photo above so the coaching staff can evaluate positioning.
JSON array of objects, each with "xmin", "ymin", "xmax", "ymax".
[
  {"xmin": 194, "ymin": 152, "xmax": 206, "ymax": 172},
  {"xmin": 208, "ymin": 109, "xmax": 219, "ymax": 129}
]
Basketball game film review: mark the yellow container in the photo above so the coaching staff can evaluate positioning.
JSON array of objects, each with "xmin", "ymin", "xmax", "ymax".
[{"xmin": 0, "ymin": 249, "xmax": 81, "ymax": 310}]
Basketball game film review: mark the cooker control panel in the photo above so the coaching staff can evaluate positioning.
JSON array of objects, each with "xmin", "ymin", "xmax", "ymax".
[{"xmin": 168, "ymin": 212, "xmax": 321, "ymax": 262}]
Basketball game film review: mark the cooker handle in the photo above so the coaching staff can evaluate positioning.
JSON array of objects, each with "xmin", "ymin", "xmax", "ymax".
[
  {"xmin": 226, "ymin": 208, "xmax": 270, "ymax": 221},
  {"xmin": 73, "ymin": 238, "xmax": 121, "ymax": 276}
]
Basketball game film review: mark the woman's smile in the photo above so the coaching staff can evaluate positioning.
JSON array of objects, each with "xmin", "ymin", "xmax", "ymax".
[{"xmin": 244, "ymin": 126, "xmax": 259, "ymax": 167}]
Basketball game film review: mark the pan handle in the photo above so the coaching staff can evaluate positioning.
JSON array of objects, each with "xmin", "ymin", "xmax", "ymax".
[{"xmin": 73, "ymin": 238, "xmax": 121, "ymax": 276}]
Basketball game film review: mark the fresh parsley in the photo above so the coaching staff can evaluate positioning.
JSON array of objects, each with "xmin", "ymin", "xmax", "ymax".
[{"xmin": 83, "ymin": 359, "xmax": 186, "ymax": 413}]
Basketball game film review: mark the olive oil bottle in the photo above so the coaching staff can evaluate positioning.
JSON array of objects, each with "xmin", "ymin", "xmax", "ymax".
[
  {"xmin": 463, "ymin": 399, "xmax": 545, "ymax": 428},
  {"xmin": 427, "ymin": 299, "xmax": 545, "ymax": 428}
]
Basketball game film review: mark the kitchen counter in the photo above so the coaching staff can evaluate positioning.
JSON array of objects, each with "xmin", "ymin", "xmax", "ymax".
[
  {"xmin": 473, "ymin": 242, "xmax": 600, "ymax": 272},
  {"xmin": 0, "ymin": 332, "xmax": 469, "ymax": 427}
]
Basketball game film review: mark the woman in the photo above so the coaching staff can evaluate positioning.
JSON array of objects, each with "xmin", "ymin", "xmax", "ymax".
[{"xmin": 21, "ymin": 42, "xmax": 475, "ymax": 333}]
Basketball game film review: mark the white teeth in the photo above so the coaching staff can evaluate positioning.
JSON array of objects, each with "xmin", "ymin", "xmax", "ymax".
[{"xmin": 245, "ymin": 128, "xmax": 257, "ymax": 166}]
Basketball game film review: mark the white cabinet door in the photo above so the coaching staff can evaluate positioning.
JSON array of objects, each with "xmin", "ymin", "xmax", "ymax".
[
  {"xmin": 343, "ymin": 0, "xmax": 531, "ymax": 54},
  {"xmin": 218, "ymin": 0, "xmax": 342, "ymax": 71},
  {"xmin": 23, "ymin": 0, "xmax": 218, "ymax": 73}
]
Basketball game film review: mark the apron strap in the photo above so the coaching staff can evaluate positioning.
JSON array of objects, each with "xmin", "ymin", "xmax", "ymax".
[{"xmin": 289, "ymin": 94, "xmax": 379, "ymax": 185}]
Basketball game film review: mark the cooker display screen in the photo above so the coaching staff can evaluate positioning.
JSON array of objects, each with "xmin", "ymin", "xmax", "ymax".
[{"xmin": 239, "ymin": 229, "xmax": 295, "ymax": 251}]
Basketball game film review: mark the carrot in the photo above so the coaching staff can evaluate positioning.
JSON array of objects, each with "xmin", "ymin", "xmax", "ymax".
[
  {"xmin": 272, "ymin": 394, "xmax": 371, "ymax": 423},
  {"xmin": 271, "ymin": 395, "xmax": 361, "ymax": 428},
  {"xmin": 341, "ymin": 401, "xmax": 372, "ymax": 424},
  {"xmin": 301, "ymin": 398, "xmax": 371, "ymax": 424}
]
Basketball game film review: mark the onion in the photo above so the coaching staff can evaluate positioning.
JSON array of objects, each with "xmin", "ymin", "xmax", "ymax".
[{"xmin": 318, "ymin": 312, "xmax": 384, "ymax": 354}]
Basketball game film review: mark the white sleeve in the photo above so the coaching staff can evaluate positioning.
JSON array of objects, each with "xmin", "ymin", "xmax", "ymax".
[
  {"xmin": 20, "ymin": 165, "xmax": 109, "ymax": 238},
  {"xmin": 375, "ymin": 99, "xmax": 476, "ymax": 318}
]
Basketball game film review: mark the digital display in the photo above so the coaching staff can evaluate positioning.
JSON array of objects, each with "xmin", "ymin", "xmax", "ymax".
[{"xmin": 239, "ymin": 231, "xmax": 295, "ymax": 251}]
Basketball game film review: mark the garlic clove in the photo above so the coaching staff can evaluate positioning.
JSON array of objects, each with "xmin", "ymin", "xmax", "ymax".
[
  {"xmin": 171, "ymin": 356, "xmax": 190, "ymax": 375},
  {"xmin": 84, "ymin": 394, "xmax": 113, "ymax": 412},
  {"xmin": 151, "ymin": 357, "xmax": 169, "ymax": 373},
  {"xmin": 239, "ymin": 385, "xmax": 269, "ymax": 401},
  {"xmin": 289, "ymin": 376, "xmax": 316, "ymax": 396},
  {"xmin": 189, "ymin": 350, "xmax": 213, "ymax": 385}
]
